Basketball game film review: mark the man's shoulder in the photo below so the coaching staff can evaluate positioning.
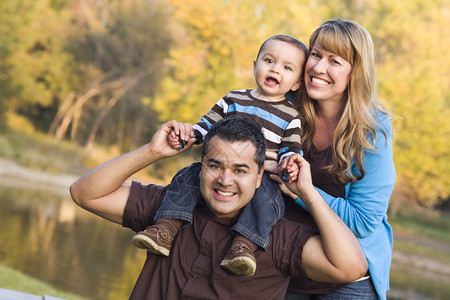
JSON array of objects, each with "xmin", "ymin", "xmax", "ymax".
[{"xmin": 123, "ymin": 181, "xmax": 169, "ymax": 231}]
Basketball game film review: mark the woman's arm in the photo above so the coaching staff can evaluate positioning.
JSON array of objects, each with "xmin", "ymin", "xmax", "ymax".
[
  {"xmin": 294, "ymin": 117, "xmax": 396, "ymax": 238},
  {"xmin": 282, "ymin": 154, "xmax": 368, "ymax": 282}
]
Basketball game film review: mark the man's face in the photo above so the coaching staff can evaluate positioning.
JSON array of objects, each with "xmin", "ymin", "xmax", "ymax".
[{"xmin": 199, "ymin": 136, "xmax": 264, "ymax": 218}]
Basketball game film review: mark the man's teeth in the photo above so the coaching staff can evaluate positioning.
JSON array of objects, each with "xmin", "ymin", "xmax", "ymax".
[
  {"xmin": 217, "ymin": 190, "xmax": 234, "ymax": 196},
  {"xmin": 312, "ymin": 77, "xmax": 329, "ymax": 85}
]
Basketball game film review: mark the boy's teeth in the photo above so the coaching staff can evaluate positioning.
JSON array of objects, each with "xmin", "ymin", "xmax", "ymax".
[{"xmin": 312, "ymin": 77, "xmax": 328, "ymax": 85}]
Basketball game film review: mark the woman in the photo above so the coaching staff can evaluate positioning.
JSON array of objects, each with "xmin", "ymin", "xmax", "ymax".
[{"xmin": 273, "ymin": 18, "xmax": 396, "ymax": 300}]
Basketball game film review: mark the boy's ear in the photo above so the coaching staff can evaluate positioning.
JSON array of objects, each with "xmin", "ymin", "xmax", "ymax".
[
  {"xmin": 291, "ymin": 78, "xmax": 302, "ymax": 91},
  {"xmin": 253, "ymin": 59, "xmax": 257, "ymax": 75}
]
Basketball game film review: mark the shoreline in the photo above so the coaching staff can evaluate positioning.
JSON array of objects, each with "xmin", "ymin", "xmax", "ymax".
[{"xmin": 0, "ymin": 157, "xmax": 77, "ymax": 196}]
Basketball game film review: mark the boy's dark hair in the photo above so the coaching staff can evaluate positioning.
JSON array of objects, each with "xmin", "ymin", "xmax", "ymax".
[
  {"xmin": 202, "ymin": 116, "xmax": 266, "ymax": 172},
  {"xmin": 256, "ymin": 34, "xmax": 308, "ymax": 61}
]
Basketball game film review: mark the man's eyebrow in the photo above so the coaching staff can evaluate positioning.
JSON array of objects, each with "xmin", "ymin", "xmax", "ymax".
[
  {"xmin": 208, "ymin": 158, "xmax": 250, "ymax": 169},
  {"xmin": 208, "ymin": 158, "xmax": 223, "ymax": 165},
  {"xmin": 232, "ymin": 163, "xmax": 250, "ymax": 169}
]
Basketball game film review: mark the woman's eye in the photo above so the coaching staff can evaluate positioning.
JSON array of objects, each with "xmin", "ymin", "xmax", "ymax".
[{"xmin": 311, "ymin": 52, "xmax": 320, "ymax": 58}]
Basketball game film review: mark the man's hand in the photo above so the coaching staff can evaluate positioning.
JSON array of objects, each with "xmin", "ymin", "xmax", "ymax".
[{"xmin": 149, "ymin": 121, "xmax": 196, "ymax": 158}]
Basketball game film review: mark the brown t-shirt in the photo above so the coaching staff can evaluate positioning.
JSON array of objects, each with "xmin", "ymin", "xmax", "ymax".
[
  {"xmin": 284, "ymin": 145, "xmax": 347, "ymax": 294},
  {"xmin": 123, "ymin": 181, "xmax": 317, "ymax": 300}
]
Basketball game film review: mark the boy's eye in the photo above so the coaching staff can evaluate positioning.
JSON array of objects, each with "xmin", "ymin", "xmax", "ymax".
[
  {"xmin": 265, "ymin": 58, "xmax": 273, "ymax": 63},
  {"xmin": 284, "ymin": 66, "xmax": 293, "ymax": 71}
]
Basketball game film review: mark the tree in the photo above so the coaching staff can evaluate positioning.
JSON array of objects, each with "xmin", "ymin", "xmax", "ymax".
[
  {"xmin": 370, "ymin": 0, "xmax": 450, "ymax": 207},
  {"xmin": 47, "ymin": 0, "xmax": 174, "ymax": 149},
  {"xmin": 151, "ymin": 0, "xmax": 319, "ymax": 124}
]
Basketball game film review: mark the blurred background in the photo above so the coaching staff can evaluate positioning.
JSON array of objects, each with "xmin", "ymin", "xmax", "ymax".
[{"xmin": 0, "ymin": 0, "xmax": 449, "ymax": 299}]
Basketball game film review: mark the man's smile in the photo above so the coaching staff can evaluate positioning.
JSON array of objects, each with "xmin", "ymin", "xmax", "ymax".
[{"xmin": 214, "ymin": 188, "xmax": 237, "ymax": 198}]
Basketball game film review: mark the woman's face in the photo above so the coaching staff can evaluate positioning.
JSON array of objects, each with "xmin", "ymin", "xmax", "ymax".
[{"xmin": 304, "ymin": 41, "xmax": 352, "ymax": 105}]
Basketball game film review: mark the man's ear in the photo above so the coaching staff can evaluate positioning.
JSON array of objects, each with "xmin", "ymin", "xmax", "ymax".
[{"xmin": 255, "ymin": 165, "xmax": 265, "ymax": 189}]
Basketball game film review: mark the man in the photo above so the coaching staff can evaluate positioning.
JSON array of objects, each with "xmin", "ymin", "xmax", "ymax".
[{"xmin": 70, "ymin": 115, "xmax": 367, "ymax": 299}]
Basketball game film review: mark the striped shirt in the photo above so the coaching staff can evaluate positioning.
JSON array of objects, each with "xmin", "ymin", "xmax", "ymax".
[{"xmin": 193, "ymin": 89, "xmax": 302, "ymax": 161}]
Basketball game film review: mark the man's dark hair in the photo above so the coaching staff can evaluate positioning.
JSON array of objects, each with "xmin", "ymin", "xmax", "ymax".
[{"xmin": 202, "ymin": 116, "xmax": 266, "ymax": 172}]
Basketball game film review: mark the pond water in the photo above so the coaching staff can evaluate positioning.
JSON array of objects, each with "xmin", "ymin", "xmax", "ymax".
[
  {"xmin": 0, "ymin": 182, "xmax": 448, "ymax": 300},
  {"xmin": 0, "ymin": 183, "xmax": 146, "ymax": 300}
]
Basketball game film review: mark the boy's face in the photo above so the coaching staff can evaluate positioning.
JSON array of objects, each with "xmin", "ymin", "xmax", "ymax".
[
  {"xmin": 253, "ymin": 39, "xmax": 306, "ymax": 101},
  {"xmin": 199, "ymin": 136, "xmax": 264, "ymax": 219}
]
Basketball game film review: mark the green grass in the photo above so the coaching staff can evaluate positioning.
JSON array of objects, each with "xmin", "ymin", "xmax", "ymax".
[
  {"xmin": 390, "ymin": 210, "xmax": 450, "ymax": 244},
  {"xmin": 0, "ymin": 264, "xmax": 88, "ymax": 300},
  {"xmin": 393, "ymin": 238, "xmax": 450, "ymax": 264},
  {"xmin": 389, "ymin": 210, "xmax": 450, "ymax": 300},
  {"xmin": 0, "ymin": 128, "xmax": 91, "ymax": 176},
  {"xmin": 390, "ymin": 268, "xmax": 450, "ymax": 300}
]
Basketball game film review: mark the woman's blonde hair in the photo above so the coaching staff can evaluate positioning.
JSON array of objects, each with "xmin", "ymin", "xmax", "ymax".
[{"xmin": 297, "ymin": 18, "xmax": 390, "ymax": 183}]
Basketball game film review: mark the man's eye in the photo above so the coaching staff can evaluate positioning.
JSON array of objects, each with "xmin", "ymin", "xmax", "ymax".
[{"xmin": 235, "ymin": 169, "xmax": 246, "ymax": 174}]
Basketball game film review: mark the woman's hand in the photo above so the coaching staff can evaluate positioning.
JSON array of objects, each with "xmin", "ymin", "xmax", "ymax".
[
  {"xmin": 281, "ymin": 154, "xmax": 315, "ymax": 201},
  {"xmin": 264, "ymin": 151, "xmax": 298, "ymax": 200}
]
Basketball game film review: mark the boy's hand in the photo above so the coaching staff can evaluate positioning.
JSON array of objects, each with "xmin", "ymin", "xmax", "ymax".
[
  {"xmin": 167, "ymin": 121, "xmax": 196, "ymax": 150},
  {"xmin": 279, "ymin": 154, "xmax": 315, "ymax": 200},
  {"xmin": 280, "ymin": 155, "xmax": 299, "ymax": 183}
]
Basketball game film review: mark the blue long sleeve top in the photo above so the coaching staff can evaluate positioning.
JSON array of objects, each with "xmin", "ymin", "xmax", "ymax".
[{"xmin": 295, "ymin": 112, "xmax": 396, "ymax": 300}]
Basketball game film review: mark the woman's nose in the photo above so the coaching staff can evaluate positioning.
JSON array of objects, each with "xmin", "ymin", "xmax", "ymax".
[{"xmin": 312, "ymin": 58, "xmax": 327, "ymax": 73}]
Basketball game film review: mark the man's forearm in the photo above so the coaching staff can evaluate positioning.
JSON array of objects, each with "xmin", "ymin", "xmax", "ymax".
[
  {"xmin": 69, "ymin": 120, "xmax": 193, "ymax": 224},
  {"xmin": 71, "ymin": 144, "xmax": 158, "ymax": 203},
  {"xmin": 304, "ymin": 187, "xmax": 367, "ymax": 282}
]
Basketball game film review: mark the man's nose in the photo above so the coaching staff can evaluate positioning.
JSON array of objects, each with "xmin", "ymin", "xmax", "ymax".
[{"xmin": 217, "ymin": 169, "xmax": 233, "ymax": 186}]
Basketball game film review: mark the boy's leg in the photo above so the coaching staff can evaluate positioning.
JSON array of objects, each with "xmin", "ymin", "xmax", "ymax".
[
  {"xmin": 132, "ymin": 163, "xmax": 202, "ymax": 255},
  {"xmin": 220, "ymin": 233, "xmax": 258, "ymax": 276},
  {"xmin": 220, "ymin": 172, "xmax": 284, "ymax": 275},
  {"xmin": 132, "ymin": 218, "xmax": 183, "ymax": 256}
]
